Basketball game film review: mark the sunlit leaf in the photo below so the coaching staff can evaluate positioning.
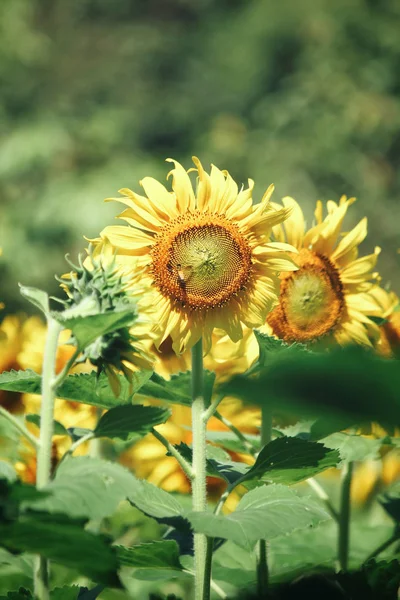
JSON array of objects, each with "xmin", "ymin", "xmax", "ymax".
[
  {"xmin": 22, "ymin": 457, "xmax": 141, "ymax": 520},
  {"xmin": 94, "ymin": 405, "xmax": 171, "ymax": 440},
  {"xmin": 187, "ymin": 484, "xmax": 330, "ymax": 550},
  {"xmin": 241, "ymin": 436, "xmax": 340, "ymax": 486},
  {"xmin": 0, "ymin": 461, "xmax": 17, "ymax": 483},
  {"xmin": 54, "ymin": 309, "xmax": 136, "ymax": 351},
  {"xmin": 140, "ymin": 370, "xmax": 215, "ymax": 407},
  {"xmin": 117, "ymin": 540, "xmax": 183, "ymax": 573},
  {"xmin": 19, "ymin": 285, "xmax": 49, "ymax": 315},
  {"xmin": 0, "ymin": 369, "xmax": 152, "ymax": 409},
  {"xmin": 0, "ymin": 516, "xmax": 121, "ymax": 586},
  {"xmin": 321, "ymin": 432, "xmax": 382, "ymax": 463}
]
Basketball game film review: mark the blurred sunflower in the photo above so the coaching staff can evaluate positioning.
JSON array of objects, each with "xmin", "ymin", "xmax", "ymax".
[
  {"xmin": 0, "ymin": 315, "xmax": 46, "ymax": 413},
  {"xmin": 265, "ymin": 196, "xmax": 384, "ymax": 347},
  {"xmin": 97, "ymin": 157, "xmax": 298, "ymax": 354},
  {"xmin": 367, "ymin": 287, "xmax": 400, "ymax": 356}
]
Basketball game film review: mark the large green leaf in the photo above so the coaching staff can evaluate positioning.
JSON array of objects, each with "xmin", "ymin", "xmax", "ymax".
[
  {"xmin": 54, "ymin": 309, "xmax": 137, "ymax": 351},
  {"xmin": 221, "ymin": 346, "xmax": 400, "ymax": 425},
  {"xmin": 254, "ymin": 330, "xmax": 309, "ymax": 367},
  {"xmin": 127, "ymin": 479, "xmax": 185, "ymax": 525},
  {"xmin": 94, "ymin": 405, "xmax": 171, "ymax": 440},
  {"xmin": 0, "ymin": 515, "xmax": 120, "ymax": 587},
  {"xmin": 206, "ymin": 430, "xmax": 260, "ymax": 455},
  {"xmin": 117, "ymin": 540, "xmax": 183, "ymax": 573},
  {"xmin": 0, "ymin": 369, "xmax": 152, "ymax": 409},
  {"xmin": 241, "ymin": 436, "xmax": 340, "ymax": 486},
  {"xmin": 187, "ymin": 484, "xmax": 330, "ymax": 550},
  {"xmin": 22, "ymin": 457, "xmax": 141, "ymax": 520},
  {"xmin": 321, "ymin": 432, "xmax": 383, "ymax": 463},
  {"xmin": 140, "ymin": 370, "xmax": 215, "ymax": 406},
  {"xmin": 50, "ymin": 588, "xmax": 80, "ymax": 600}
]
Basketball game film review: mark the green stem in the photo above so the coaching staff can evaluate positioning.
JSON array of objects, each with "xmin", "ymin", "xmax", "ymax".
[
  {"xmin": 0, "ymin": 406, "xmax": 39, "ymax": 450},
  {"xmin": 257, "ymin": 405, "xmax": 272, "ymax": 597},
  {"xmin": 338, "ymin": 461, "xmax": 353, "ymax": 571},
  {"xmin": 214, "ymin": 410, "xmax": 258, "ymax": 455},
  {"xmin": 52, "ymin": 348, "xmax": 80, "ymax": 388},
  {"xmin": 56, "ymin": 430, "xmax": 95, "ymax": 471},
  {"xmin": 151, "ymin": 427, "xmax": 194, "ymax": 480},
  {"xmin": 202, "ymin": 394, "xmax": 224, "ymax": 422},
  {"xmin": 307, "ymin": 477, "xmax": 339, "ymax": 522},
  {"xmin": 34, "ymin": 317, "xmax": 62, "ymax": 600},
  {"xmin": 191, "ymin": 338, "xmax": 208, "ymax": 600}
]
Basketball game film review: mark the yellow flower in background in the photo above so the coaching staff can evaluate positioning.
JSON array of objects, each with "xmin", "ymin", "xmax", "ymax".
[
  {"xmin": 97, "ymin": 157, "xmax": 298, "ymax": 354},
  {"xmin": 0, "ymin": 315, "xmax": 47, "ymax": 413},
  {"xmin": 266, "ymin": 196, "xmax": 384, "ymax": 347},
  {"xmin": 368, "ymin": 287, "xmax": 400, "ymax": 356}
]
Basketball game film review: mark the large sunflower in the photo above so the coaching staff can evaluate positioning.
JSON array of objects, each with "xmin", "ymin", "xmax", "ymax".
[
  {"xmin": 264, "ymin": 195, "xmax": 384, "ymax": 346},
  {"xmin": 97, "ymin": 158, "xmax": 298, "ymax": 354}
]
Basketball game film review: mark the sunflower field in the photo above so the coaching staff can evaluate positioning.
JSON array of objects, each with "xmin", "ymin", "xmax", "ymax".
[{"xmin": 1, "ymin": 1, "xmax": 400, "ymax": 599}]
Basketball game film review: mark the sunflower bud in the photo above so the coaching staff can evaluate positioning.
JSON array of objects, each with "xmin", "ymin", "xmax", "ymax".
[{"xmin": 57, "ymin": 244, "xmax": 153, "ymax": 395}]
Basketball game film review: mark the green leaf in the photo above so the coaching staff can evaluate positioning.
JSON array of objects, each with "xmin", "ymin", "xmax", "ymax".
[
  {"xmin": 25, "ymin": 414, "xmax": 69, "ymax": 436},
  {"xmin": 309, "ymin": 416, "xmax": 355, "ymax": 440},
  {"xmin": 117, "ymin": 540, "xmax": 183, "ymax": 573},
  {"xmin": 54, "ymin": 309, "xmax": 137, "ymax": 351},
  {"xmin": 321, "ymin": 432, "xmax": 383, "ymax": 463},
  {"xmin": 172, "ymin": 443, "xmax": 248, "ymax": 484},
  {"xmin": 50, "ymin": 587, "xmax": 80, "ymax": 600},
  {"xmin": 212, "ymin": 565, "xmax": 256, "ymax": 588},
  {"xmin": 222, "ymin": 346, "xmax": 400, "ymax": 426},
  {"xmin": 187, "ymin": 484, "xmax": 330, "ymax": 550},
  {"xmin": 94, "ymin": 404, "xmax": 171, "ymax": 440},
  {"xmin": 22, "ymin": 457, "xmax": 141, "ymax": 520},
  {"xmin": 0, "ymin": 461, "xmax": 17, "ymax": 483},
  {"xmin": 127, "ymin": 479, "xmax": 185, "ymax": 524},
  {"xmin": 0, "ymin": 369, "xmax": 152, "ymax": 409},
  {"xmin": 241, "ymin": 436, "xmax": 340, "ymax": 486},
  {"xmin": 0, "ymin": 515, "xmax": 120, "ymax": 587},
  {"xmin": 254, "ymin": 330, "xmax": 309, "ymax": 367},
  {"xmin": 140, "ymin": 370, "xmax": 215, "ymax": 407},
  {"xmin": 19, "ymin": 285, "xmax": 49, "ymax": 314}
]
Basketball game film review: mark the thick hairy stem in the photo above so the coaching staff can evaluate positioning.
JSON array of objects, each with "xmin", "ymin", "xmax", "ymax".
[
  {"xmin": 338, "ymin": 461, "xmax": 354, "ymax": 571},
  {"xmin": 34, "ymin": 318, "xmax": 62, "ymax": 600},
  {"xmin": 257, "ymin": 404, "xmax": 272, "ymax": 597},
  {"xmin": 191, "ymin": 338, "xmax": 208, "ymax": 600}
]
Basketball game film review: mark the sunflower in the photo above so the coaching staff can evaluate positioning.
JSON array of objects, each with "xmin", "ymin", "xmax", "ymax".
[
  {"xmin": 264, "ymin": 195, "xmax": 384, "ymax": 347},
  {"xmin": 367, "ymin": 287, "xmax": 400, "ymax": 356},
  {"xmin": 97, "ymin": 157, "xmax": 298, "ymax": 354}
]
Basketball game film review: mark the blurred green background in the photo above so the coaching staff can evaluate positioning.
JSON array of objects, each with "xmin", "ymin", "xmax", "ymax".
[{"xmin": 1, "ymin": 0, "xmax": 400, "ymax": 312}]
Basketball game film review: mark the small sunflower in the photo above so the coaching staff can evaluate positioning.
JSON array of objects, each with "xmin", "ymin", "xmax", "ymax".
[
  {"xmin": 265, "ymin": 195, "xmax": 384, "ymax": 347},
  {"xmin": 97, "ymin": 158, "xmax": 298, "ymax": 354}
]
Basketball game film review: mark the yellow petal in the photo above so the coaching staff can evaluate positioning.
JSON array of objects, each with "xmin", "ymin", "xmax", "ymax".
[{"xmin": 331, "ymin": 218, "xmax": 368, "ymax": 262}]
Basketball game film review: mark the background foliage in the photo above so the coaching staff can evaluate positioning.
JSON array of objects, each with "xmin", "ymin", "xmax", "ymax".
[{"xmin": 1, "ymin": 0, "xmax": 400, "ymax": 311}]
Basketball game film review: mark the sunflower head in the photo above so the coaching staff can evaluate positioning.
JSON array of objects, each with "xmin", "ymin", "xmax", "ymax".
[
  {"xmin": 267, "ymin": 195, "xmax": 385, "ymax": 347},
  {"xmin": 97, "ymin": 157, "xmax": 298, "ymax": 354}
]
